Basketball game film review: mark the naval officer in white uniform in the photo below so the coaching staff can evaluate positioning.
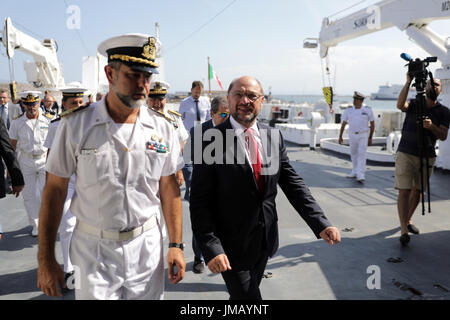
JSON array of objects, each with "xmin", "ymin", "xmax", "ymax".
[
  {"xmin": 44, "ymin": 86, "xmax": 87, "ymax": 288},
  {"xmin": 338, "ymin": 91, "xmax": 375, "ymax": 182},
  {"xmin": 147, "ymin": 80, "xmax": 188, "ymax": 186},
  {"xmin": 37, "ymin": 34, "xmax": 186, "ymax": 299},
  {"xmin": 9, "ymin": 91, "xmax": 50, "ymax": 236}
]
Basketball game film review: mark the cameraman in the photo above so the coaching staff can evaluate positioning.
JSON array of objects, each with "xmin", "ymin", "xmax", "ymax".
[{"xmin": 395, "ymin": 72, "xmax": 450, "ymax": 246}]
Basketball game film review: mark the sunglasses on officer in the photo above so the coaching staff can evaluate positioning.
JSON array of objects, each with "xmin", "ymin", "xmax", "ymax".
[{"xmin": 218, "ymin": 112, "xmax": 230, "ymax": 118}]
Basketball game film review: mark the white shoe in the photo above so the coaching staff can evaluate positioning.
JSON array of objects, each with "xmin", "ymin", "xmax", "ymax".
[
  {"xmin": 346, "ymin": 173, "xmax": 357, "ymax": 178},
  {"xmin": 357, "ymin": 176, "xmax": 365, "ymax": 182},
  {"xmin": 31, "ymin": 226, "xmax": 38, "ymax": 237}
]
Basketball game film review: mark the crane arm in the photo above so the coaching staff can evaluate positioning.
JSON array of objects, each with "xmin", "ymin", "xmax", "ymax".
[
  {"xmin": 319, "ymin": 0, "xmax": 450, "ymax": 59},
  {"xmin": 1, "ymin": 17, "xmax": 65, "ymax": 88}
]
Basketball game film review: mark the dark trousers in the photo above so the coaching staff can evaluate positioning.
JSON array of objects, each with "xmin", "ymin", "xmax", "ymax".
[
  {"xmin": 182, "ymin": 162, "xmax": 193, "ymax": 201},
  {"xmin": 221, "ymin": 252, "xmax": 269, "ymax": 300},
  {"xmin": 184, "ymin": 162, "xmax": 203, "ymax": 261}
]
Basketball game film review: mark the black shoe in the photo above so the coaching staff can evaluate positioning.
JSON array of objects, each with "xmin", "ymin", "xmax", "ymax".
[
  {"xmin": 193, "ymin": 259, "xmax": 205, "ymax": 274},
  {"xmin": 399, "ymin": 233, "xmax": 410, "ymax": 246},
  {"xmin": 407, "ymin": 224, "xmax": 420, "ymax": 234}
]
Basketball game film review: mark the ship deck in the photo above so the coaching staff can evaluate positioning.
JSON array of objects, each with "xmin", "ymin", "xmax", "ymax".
[{"xmin": 1, "ymin": 142, "xmax": 449, "ymax": 301}]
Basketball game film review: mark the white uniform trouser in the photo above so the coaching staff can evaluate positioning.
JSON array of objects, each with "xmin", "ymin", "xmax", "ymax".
[
  {"xmin": 349, "ymin": 132, "xmax": 368, "ymax": 178},
  {"xmin": 59, "ymin": 180, "xmax": 76, "ymax": 273},
  {"xmin": 18, "ymin": 156, "xmax": 46, "ymax": 230},
  {"xmin": 70, "ymin": 219, "xmax": 164, "ymax": 300}
]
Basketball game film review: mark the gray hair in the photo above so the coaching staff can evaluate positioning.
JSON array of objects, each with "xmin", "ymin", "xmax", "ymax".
[{"xmin": 211, "ymin": 96, "xmax": 227, "ymax": 114}]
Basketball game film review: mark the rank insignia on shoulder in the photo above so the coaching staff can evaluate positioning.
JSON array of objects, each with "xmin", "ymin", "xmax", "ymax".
[
  {"xmin": 13, "ymin": 113, "xmax": 24, "ymax": 120},
  {"xmin": 59, "ymin": 104, "xmax": 90, "ymax": 118},
  {"xmin": 149, "ymin": 107, "xmax": 174, "ymax": 123},
  {"xmin": 44, "ymin": 113, "xmax": 55, "ymax": 120},
  {"xmin": 146, "ymin": 141, "xmax": 169, "ymax": 153},
  {"xmin": 167, "ymin": 109, "xmax": 182, "ymax": 117}
]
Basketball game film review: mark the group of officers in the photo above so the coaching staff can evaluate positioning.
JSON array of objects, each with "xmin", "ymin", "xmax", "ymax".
[{"xmin": 1, "ymin": 31, "xmax": 448, "ymax": 301}]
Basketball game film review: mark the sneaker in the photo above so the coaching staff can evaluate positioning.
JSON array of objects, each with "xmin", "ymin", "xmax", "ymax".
[
  {"xmin": 193, "ymin": 259, "xmax": 205, "ymax": 274},
  {"xmin": 31, "ymin": 226, "xmax": 38, "ymax": 237},
  {"xmin": 407, "ymin": 224, "xmax": 420, "ymax": 234}
]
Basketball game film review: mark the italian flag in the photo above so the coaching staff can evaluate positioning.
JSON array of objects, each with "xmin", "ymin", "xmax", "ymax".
[{"xmin": 208, "ymin": 63, "xmax": 224, "ymax": 90}]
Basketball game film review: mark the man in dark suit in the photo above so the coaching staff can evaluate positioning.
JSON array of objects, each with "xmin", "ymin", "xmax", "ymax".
[
  {"xmin": 1, "ymin": 118, "xmax": 25, "ymax": 239},
  {"xmin": 190, "ymin": 76, "xmax": 340, "ymax": 300},
  {"xmin": 188, "ymin": 96, "xmax": 229, "ymax": 274}
]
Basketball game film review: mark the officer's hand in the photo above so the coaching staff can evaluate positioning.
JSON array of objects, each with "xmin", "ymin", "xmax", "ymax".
[
  {"xmin": 12, "ymin": 185, "xmax": 24, "ymax": 198},
  {"xmin": 37, "ymin": 258, "xmax": 66, "ymax": 297},
  {"xmin": 320, "ymin": 226, "xmax": 341, "ymax": 245},
  {"xmin": 368, "ymin": 137, "xmax": 373, "ymax": 146},
  {"xmin": 423, "ymin": 117, "xmax": 433, "ymax": 129},
  {"xmin": 338, "ymin": 137, "xmax": 343, "ymax": 145},
  {"xmin": 175, "ymin": 170, "xmax": 184, "ymax": 186},
  {"xmin": 207, "ymin": 254, "xmax": 232, "ymax": 274},
  {"xmin": 167, "ymin": 248, "xmax": 186, "ymax": 284}
]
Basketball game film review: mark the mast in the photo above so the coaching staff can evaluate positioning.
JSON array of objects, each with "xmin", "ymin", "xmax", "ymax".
[{"xmin": 207, "ymin": 56, "xmax": 212, "ymax": 102}]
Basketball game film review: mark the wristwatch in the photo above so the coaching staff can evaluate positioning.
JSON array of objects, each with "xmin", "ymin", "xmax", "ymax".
[{"xmin": 168, "ymin": 242, "xmax": 185, "ymax": 250}]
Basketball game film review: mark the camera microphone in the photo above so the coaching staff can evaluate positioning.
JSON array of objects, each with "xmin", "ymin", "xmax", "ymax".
[{"xmin": 400, "ymin": 53, "xmax": 413, "ymax": 62}]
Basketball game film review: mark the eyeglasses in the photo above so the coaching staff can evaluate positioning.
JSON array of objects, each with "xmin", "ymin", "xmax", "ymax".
[
  {"xmin": 230, "ymin": 91, "xmax": 264, "ymax": 102},
  {"xmin": 218, "ymin": 112, "xmax": 230, "ymax": 118}
]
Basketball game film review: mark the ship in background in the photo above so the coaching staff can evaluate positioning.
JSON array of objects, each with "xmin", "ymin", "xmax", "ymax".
[{"xmin": 371, "ymin": 83, "xmax": 416, "ymax": 100}]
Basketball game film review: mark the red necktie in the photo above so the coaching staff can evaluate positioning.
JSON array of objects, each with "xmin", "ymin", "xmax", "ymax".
[{"xmin": 245, "ymin": 128, "xmax": 264, "ymax": 193}]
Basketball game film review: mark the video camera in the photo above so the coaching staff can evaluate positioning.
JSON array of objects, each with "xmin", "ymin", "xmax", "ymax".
[{"xmin": 400, "ymin": 53, "xmax": 437, "ymax": 90}]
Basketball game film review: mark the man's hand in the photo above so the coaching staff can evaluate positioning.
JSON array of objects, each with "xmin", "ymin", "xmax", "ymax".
[
  {"xmin": 338, "ymin": 137, "xmax": 343, "ymax": 145},
  {"xmin": 207, "ymin": 254, "xmax": 232, "ymax": 273},
  {"xmin": 175, "ymin": 170, "xmax": 184, "ymax": 186},
  {"xmin": 368, "ymin": 137, "xmax": 373, "ymax": 146},
  {"xmin": 423, "ymin": 117, "xmax": 433, "ymax": 129},
  {"xmin": 167, "ymin": 248, "xmax": 186, "ymax": 284},
  {"xmin": 320, "ymin": 226, "xmax": 341, "ymax": 245},
  {"xmin": 12, "ymin": 185, "xmax": 24, "ymax": 197},
  {"xmin": 37, "ymin": 258, "xmax": 66, "ymax": 297}
]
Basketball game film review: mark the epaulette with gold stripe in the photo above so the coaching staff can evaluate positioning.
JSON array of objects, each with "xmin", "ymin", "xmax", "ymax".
[
  {"xmin": 149, "ymin": 107, "xmax": 175, "ymax": 123},
  {"xmin": 59, "ymin": 104, "xmax": 90, "ymax": 119},
  {"xmin": 13, "ymin": 113, "xmax": 24, "ymax": 120},
  {"xmin": 44, "ymin": 113, "xmax": 55, "ymax": 120},
  {"xmin": 167, "ymin": 109, "xmax": 182, "ymax": 117}
]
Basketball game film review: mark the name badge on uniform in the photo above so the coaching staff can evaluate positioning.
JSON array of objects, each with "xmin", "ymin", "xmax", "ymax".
[{"xmin": 81, "ymin": 149, "xmax": 97, "ymax": 155}]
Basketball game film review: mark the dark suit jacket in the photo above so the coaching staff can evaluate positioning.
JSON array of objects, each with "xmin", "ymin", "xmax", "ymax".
[
  {"xmin": 0, "ymin": 119, "xmax": 24, "ymax": 198},
  {"xmin": 189, "ymin": 119, "xmax": 214, "ymax": 162},
  {"xmin": 190, "ymin": 118, "xmax": 331, "ymax": 270}
]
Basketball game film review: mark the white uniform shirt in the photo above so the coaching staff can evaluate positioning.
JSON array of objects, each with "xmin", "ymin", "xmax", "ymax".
[
  {"xmin": 8, "ymin": 112, "xmax": 49, "ymax": 157},
  {"xmin": 45, "ymin": 100, "xmax": 181, "ymax": 231},
  {"xmin": 171, "ymin": 113, "xmax": 189, "ymax": 145},
  {"xmin": 341, "ymin": 105, "xmax": 375, "ymax": 134},
  {"xmin": 44, "ymin": 120, "xmax": 77, "ymax": 186}
]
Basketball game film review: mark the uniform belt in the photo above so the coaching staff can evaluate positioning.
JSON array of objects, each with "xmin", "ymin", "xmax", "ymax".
[
  {"xmin": 352, "ymin": 131, "xmax": 368, "ymax": 135},
  {"xmin": 21, "ymin": 152, "xmax": 46, "ymax": 159},
  {"xmin": 76, "ymin": 215, "xmax": 158, "ymax": 241}
]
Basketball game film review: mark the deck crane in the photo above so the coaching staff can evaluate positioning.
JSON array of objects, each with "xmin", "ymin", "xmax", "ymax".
[
  {"xmin": 305, "ymin": 0, "xmax": 450, "ymax": 170},
  {"xmin": 1, "ymin": 17, "xmax": 65, "ymax": 98}
]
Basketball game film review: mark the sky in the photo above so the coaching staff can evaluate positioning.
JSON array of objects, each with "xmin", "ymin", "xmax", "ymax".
[{"xmin": 1, "ymin": 0, "xmax": 450, "ymax": 96}]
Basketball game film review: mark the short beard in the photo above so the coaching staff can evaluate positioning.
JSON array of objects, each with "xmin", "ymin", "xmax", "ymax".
[
  {"xmin": 232, "ymin": 105, "xmax": 257, "ymax": 126},
  {"xmin": 112, "ymin": 84, "xmax": 145, "ymax": 110}
]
